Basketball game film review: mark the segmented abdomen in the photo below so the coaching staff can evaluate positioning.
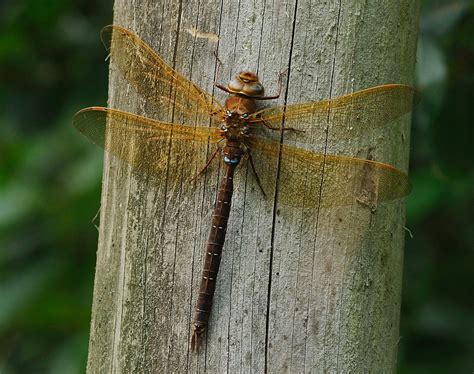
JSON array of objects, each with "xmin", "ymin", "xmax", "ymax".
[{"xmin": 191, "ymin": 163, "xmax": 236, "ymax": 351}]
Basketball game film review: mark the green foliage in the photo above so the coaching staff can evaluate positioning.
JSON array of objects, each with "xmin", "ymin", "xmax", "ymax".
[
  {"xmin": 0, "ymin": 1, "xmax": 111, "ymax": 372},
  {"xmin": 0, "ymin": 0, "xmax": 472, "ymax": 372},
  {"xmin": 402, "ymin": 1, "xmax": 474, "ymax": 372}
]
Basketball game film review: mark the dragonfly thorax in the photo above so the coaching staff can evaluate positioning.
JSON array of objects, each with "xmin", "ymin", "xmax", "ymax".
[
  {"xmin": 221, "ymin": 120, "xmax": 249, "ymax": 141},
  {"xmin": 224, "ymin": 95, "xmax": 257, "ymax": 118}
]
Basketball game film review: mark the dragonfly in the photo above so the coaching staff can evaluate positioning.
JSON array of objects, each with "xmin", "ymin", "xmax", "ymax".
[{"xmin": 73, "ymin": 25, "xmax": 416, "ymax": 352}]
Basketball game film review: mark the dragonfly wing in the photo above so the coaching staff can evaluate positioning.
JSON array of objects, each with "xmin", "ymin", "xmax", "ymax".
[
  {"xmin": 73, "ymin": 107, "xmax": 223, "ymax": 182},
  {"xmin": 101, "ymin": 25, "xmax": 224, "ymax": 125},
  {"xmin": 249, "ymin": 84, "xmax": 418, "ymax": 142},
  {"xmin": 246, "ymin": 136, "xmax": 410, "ymax": 208}
]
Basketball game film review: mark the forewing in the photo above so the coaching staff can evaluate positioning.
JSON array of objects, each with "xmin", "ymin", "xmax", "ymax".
[
  {"xmin": 73, "ymin": 107, "xmax": 223, "ymax": 182},
  {"xmin": 101, "ymin": 25, "xmax": 224, "ymax": 125},
  {"xmin": 246, "ymin": 136, "xmax": 411, "ymax": 208},
  {"xmin": 249, "ymin": 84, "xmax": 418, "ymax": 142}
]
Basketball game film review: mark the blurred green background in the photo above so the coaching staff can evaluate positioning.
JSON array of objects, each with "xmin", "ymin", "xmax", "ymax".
[{"xmin": 0, "ymin": 0, "xmax": 472, "ymax": 372}]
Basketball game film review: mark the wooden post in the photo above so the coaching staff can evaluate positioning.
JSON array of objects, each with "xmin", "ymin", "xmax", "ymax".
[{"xmin": 87, "ymin": 0, "xmax": 420, "ymax": 372}]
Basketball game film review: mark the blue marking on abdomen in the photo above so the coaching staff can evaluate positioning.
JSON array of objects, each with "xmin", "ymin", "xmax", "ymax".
[{"xmin": 224, "ymin": 156, "xmax": 241, "ymax": 165}]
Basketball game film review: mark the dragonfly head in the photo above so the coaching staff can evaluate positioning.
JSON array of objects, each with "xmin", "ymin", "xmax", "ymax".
[{"xmin": 227, "ymin": 71, "xmax": 265, "ymax": 98}]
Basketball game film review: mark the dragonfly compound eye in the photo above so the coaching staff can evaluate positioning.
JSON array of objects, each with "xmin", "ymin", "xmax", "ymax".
[
  {"xmin": 242, "ymin": 82, "xmax": 264, "ymax": 97},
  {"xmin": 228, "ymin": 77, "xmax": 244, "ymax": 92}
]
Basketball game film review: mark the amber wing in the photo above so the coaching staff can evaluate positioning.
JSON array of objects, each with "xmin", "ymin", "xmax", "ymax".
[
  {"xmin": 245, "ymin": 136, "xmax": 410, "ymax": 208},
  {"xmin": 73, "ymin": 25, "xmax": 227, "ymax": 186},
  {"xmin": 73, "ymin": 107, "xmax": 223, "ymax": 183},
  {"xmin": 250, "ymin": 84, "xmax": 418, "ymax": 143},
  {"xmin": 101, "ymin": 24, "xmax": 224, "ymax": 125}
]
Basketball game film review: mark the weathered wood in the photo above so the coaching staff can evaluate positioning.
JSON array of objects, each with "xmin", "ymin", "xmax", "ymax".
[{"xmin": 87, "ymin": 1, "xmax": 420, "ymax": 373}]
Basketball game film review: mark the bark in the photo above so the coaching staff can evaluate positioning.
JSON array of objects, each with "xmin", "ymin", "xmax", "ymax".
[{"xmin": 87, "ymin": 0, "xmax": 420, "ymax": 372}]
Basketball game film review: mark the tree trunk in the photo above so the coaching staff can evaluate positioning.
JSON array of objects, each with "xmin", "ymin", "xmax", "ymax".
[{"xmin": 87, "ymin": 1, "xmax": 420, "ymax": 372}]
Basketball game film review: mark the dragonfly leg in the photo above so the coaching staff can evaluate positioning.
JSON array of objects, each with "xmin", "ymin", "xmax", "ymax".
[
  {"xmin": 213, "ymin": 51, "xmax": 232, "ymax": 94},
  {"xmin": 189, "ymin": 146, "xmax": 220, "ymax": 183},
  {"xmin": 215, "ymin": 83, "xmax": 232, "ymax": 94},
  {"xmin": 258, "ymin": 68, "xmax": 288, "ymax": 100},
  {"xmin": 247, "ymin": 150, "xmax": 266, "ymax": 198},
  {"xmin": 208, "ymin": 107, "xmax": 225, "ymax": 117}
]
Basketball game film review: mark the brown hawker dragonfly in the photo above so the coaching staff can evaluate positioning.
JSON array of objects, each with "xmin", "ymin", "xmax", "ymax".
[{"xmin": 73, "ymin": 25, "xmax": 416, "ymax": 352}]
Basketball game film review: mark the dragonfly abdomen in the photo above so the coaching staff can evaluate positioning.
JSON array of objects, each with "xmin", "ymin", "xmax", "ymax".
[{"xmin": 191, "ymin": 162, "xmax": 236, "ymax": 351}]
